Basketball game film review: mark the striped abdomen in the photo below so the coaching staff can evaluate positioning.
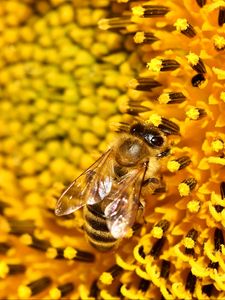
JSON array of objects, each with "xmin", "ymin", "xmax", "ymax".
[{"xmin": 83, "ymin": 204, "xmax": 117, "ymax": 251}]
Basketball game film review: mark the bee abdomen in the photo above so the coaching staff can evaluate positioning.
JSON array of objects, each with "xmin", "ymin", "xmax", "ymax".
[{"xmin": 84, "ymin": 205, "xmax": 117, "ymax": 251}]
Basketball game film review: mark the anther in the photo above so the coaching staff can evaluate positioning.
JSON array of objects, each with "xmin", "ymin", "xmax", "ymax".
[
  {"xmin": 30, "ymin": 236, "xmax": 51, "ymax": 251},
  {"xmin": 0, "ymin": 242, "xmax": 11, "ymax": 254},
  {"xmin": 50, "ymin": 282, "xmax": 74, "ymax": 299},
  {"xmin": 98, "ymin": 17, "xmax": 133, "ymax": 30},
  {"xmin": 128, "ymin": 78, "xmax": 161, "ymax": 91},
  {"xmin": 178, "ymin": 178, "xmax": 197, "ymax": 196},
  {"xmin": 215, "ymin": 182, "xmax": 225, "ymax": 212},
  {"xmin": 150, "ymin": 237, "xmax": 165, "ymax": 258},
  {"xmin": 202, "ymin": 284, "xmax": 214, "ymax": 297},
  {"xmin": 8, "ymin": 264, "xmax": 26, "ymax": 275},
  {"xmin": 186, "ymin": 107, "xmax": 206, "ymax": 120},
  {"xmin": 158, "ymin": 92, "xmax": 186, "ymax": 104},
  {"xmin": 213, "ymin": 35, "xmax": 225, "ymax": 51},
  {"xmin": 167, "ymin": 156, "xmax": 191, "ymax": 172},
  {"xmin": 160, "ymin": 260, "xmax": 170, "ymax": 279},
  {"xmin": 107, "ymin": 264, "xmax": 123, "ymax": 278},
  {"xmin": 196, "ymin": 0, "xmax": 206, "ymax": 7},
  {"xmin": 8, "ymin": 219, "xmax": 35, "ymax": 235},
  {"xmin": 139, "ymin": 279, "xmax": 151, "ymax": 292},
  {"xmin": 155, "ymin": 220, "xmax": 170, "ymax": 232},
  {"xmin": 134, "ymin": 32, "xmax": 159, "ymax": 44},
  {"xmin": 18, "ymin": 277, "xmax": 52, "ymax": 298},
  {"xmin": 218, "ymin": 7, "xmax": 225, "ymax": 26},
  {"xmin": 126, "ymin": 100, "xmax": 150, "ymax": 116},
  {"xmin": 208, "ymin": 261, "xmax": 219, "ymax": 269},
  {"xmin": 158, "ymin": 117, "xmax": 180, "ymax": 135},
  {"xmin": 183, "ymin": 229, "xmax": 198, "ymax": 250},
  {"xmin": 174, "ymin": 18, "xmax": 196, "ymax": 38},
  {"xmin": 132, "ymin": 5, "xmax": 169, "ymax": 18},
  {"xmin": 138, "ymin": 245, "xmax": 146, "ymax": 259},
  {"xmin": 191, "ymin": 73, "xmax": 206, "ymax": 87},
  {"xmin": 214, "ymin": 228, "xmax": 224, "ymax": 251},
  {"xmin": 0, "ymin": 200, "xmax": 9, "ymax": 215},
  {"xmin": 56, "ymin": 247, "xmax": 95, "ymax": 262},
  {"xmin": 185, "ymin": 271, "xmax": 197, "ymax": 293},
  {"xmin": 147, "ymin": 58, "xmax": 180, "ymax": 72},
  {"xmin": 89, "ymin": 280, "xmax": 100, "ymax": 298},
  {"xmin": 186, "ymin": 53, "xmax": 206, "ymax": 73}
]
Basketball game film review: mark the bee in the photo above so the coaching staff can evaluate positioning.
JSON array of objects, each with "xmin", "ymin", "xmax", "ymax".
[{"xmin": 55, "ymin": 121, "xmax": 178, "ymax": 251}]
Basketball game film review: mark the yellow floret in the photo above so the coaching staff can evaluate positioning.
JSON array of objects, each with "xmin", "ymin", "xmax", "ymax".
[
  {"xmin": 183, "ymin": 237, "xmax": 195, "ymax": 249},
  {"xmin": 63, "ymin": 246, "xmax": 77, "ymax": 260},
  {"xmin": 158, "ymin": 93, "xmax": 170, "ymax": 104},
  {"xmin": 99, "ymin": 272, "xmax": 113, "ymax": 285},
  {"xmin": 148, "ymin": 114, "xmax": 162, "ymax": 126},
  {"xmin": 18, "ymin": 286, "xmax": 32, "ymax": 299},
  {"xmin": 151, "ymin": 226, "xmax": 163, "ymax": 239},
  {"xmin": 187, "ymin": 200, "xmax": 200, "ymax": 213},
  {"xmin": 49, "ymin": 288, "xmax": 61, "ymax": 300},
  {"xmin": 211, "ymin": 139, "xmax": 224, "ymax": 152},
  {"xmin": 174, "ymin": 18, "xmax": 188, "ymax": 31},
  {"xmin": 167, "ymin": 160, "xmax": 180, "ymax": 172},
  {"xmin": 186, "ymin": 107, "xmax": 199, "ymax": 120},
  {"xmin": 186, "ymin": 52, "xmax": 199, "ymax": 66},
  {"xmin": 146, "ymin": 58, "xmax": 162, "ymax": 73},
  {"xmin": 0, "ymin": 262, "xmax": 9, "ymax": 279}
]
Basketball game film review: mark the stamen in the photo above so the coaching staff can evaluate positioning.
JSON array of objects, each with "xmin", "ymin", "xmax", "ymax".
[
  {"xmin": 213, "ymin": 35, "xmax": 225, "ymax": 51},
  {"xmin": 18, "ymin": 277, "xmax": 52, "ymax": 299},
  {"xmin": 152, "ymin": 220, "xmax": 170, "ymax": 239},
  {"xmin": 147, "ymin": 58, "xmax": 180, "ymax": 72},
  {"xmin": 183, "ymin": 229, "xmax": 198, "ymax": 249},
  {"xmin": 138, "ymin": 245, "xmax": 146, "ymax": 259},
  {"xmin": 0, "ymin": 200, "xmax": 9, "ymax": 215},
  {"xmin": 218, "ymin": 7, "xmax": 225, "ymax": 26},
  {"xmin": 185, "ymin": 271, "xmax": 196, "ymax": 293},
  {"xmin": 208, "ymin": 261, "xmax": 219, "ymax": 269},
  {"xmin": 178, "ymin": 178, "xmax": 197, "ymax": 196},
  {"xmin": 89, "ymin": 280, "xmax": 100, "ymax": 298},
  {"xmin": 211, "ymin": 139, "xmax": 224, "ymax": 152},
  {"xmin": 174, "ymin": 18, "xmax": 196, "ymax": 38},
  {"xmin": 99, "ymin": 265, "xmax": 122, "ymax": 285},
  {"xmin": 186, "ymin": 107, "xmax": 206, "ymax": 120},
  {"xmin": 191, "ymin": 73, "xmax": 206, "ymax": 87},
  {"xmin": 0, "ymin": 242, "xmax": 11, "ymax": 254},
  {"xmin": 186, "ymin": 53, "xmax": 206, "ymax": 73},
  {"xmin": 107, "ymin": 264, "xmax": 123, "ymax": 278},
  {"xmin": 128, "ymin": 78, "xmax": 161, "ymax": 91},
  {"xmin": 196, "ymin": 0, "xmax": 206, "ymax": 7},
  {"xmin": 8, "ymin": 219, "xmax": 35, "ymax": 235},
  {"xmin": 98, "ymin": 17, "xmax": 133, "ymax": 30},
  {"xmin": 214, "ymin": 228, "xmax": 224, "ymax": 251},
  {"xmin": 139, "ymin": 279, "xmax": 151, "ymax": 292},
  {"xmin": 132, "ymin": 5, "xmax": 169, "ymax": 18},
  {"xmin": 55, "ymin": 246, "xmax": 95, "ymax": 262},
  {"xmin": 126, "ymin": 100, "xmax": 150, "ymax": 116},
  {"xmin": 150, "ymin": 237, "xmax": 165, "ymax": 258},
  {"xmin": 8, "ymin": 264, "xmax": 26, "ymax": 275},
  {"xmin": 158, "ymin": 92, "xmax": 186, "ymax": 104},
  {"xmin": 159, "ymin": 117, "xmax": 180, "ymax": 135},
  {"xmin": 160, "ymin": 260, "xmax": 170, "ymax": 279},
  {"xmin": 167, "ymin": 156, "xmax": 191, "ymax": 172},
  {"xmin": 134, "ymin": 32, "xmax": 158, "ymax": 44},
  {"xmin": 30, "ymin": 236, "xmax": 51, "ymax": 252},
  {"xmin": 215, "ymin": 182, "xmax": 225, "ymax": 212},
  {"xmin": 202, "ymin": 284, "xmax": 214, "ymax": 297},
  {"xmin": 50, "ymin": 282, "xmax": 74, "ymax": 299}
]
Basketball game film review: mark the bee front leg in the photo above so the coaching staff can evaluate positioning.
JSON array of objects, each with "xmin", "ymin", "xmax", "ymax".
[{"xmin": 142, "ymin": 177, "xmax": 166, "ymax": 196}]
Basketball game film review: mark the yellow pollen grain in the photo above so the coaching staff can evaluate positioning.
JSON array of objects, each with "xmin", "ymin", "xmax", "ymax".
[
  {"xmin": 99, "ymin": 272, "xmax": 113, "ymax": 285},
  {"xmin": 220, "ymin": 91, "xmax": 225, "ymax": 102},
  {"xmin": 49, "ymin": 288, "xmax": 61, "ymax": 300},
  {"xmin": 158, "ymin": 93, "xmax": 170, "ymax": 104},
  {"xmin": 148, "ymin": 114, "xmax": 162, "ymax": 127},
  {"xmin": 178, "ymin": 183, "xmax": 190, "ymax": 196},
  {"xmin": 187, "ymin": 200, "xmax": 200, "ymax": 213},
  {"xmin": 186, "ymin": 52, "xmax": 199, "ymax": 66},
  {"xmin": 183, "ymin": 237, "xmax": 195, "ymax": 249},
  {"xmin": 151, "ymin": 226, "xmax": 163, "ymax": 239},
  {"xmin": 20, "ymin": 234, "xmax": 32, "ymax": 245},
  {"xmin": 167, "ymin": 160, "xmax": 180, "ymax": 172},
  {"xmin": 213, "ymin": 35, "xmax": 225, "ymax": 50},
  {"xmin": 186, "ymin": 107, "xmax": 199, "ymax": 120},
  {"xmin": 134, "ymin": 32, "xmax": 145, "ymax": 44},
  {"xmin": 146, "ymin": 58, "xmax": 162, "ymax": 73},
  {"xmin": 174, "ymin": 18, "xmax": 188, "ymax": 31},
  {"xmin": 211, "ymin": 140, "xmax": 224, "ymax": 152},
  {"xmin": 63, "ymin": 246, "xmax": 77, "ymax": 260},
  {"xmin": 0, "ymin": 262, "xmax": 9, "ymax": 279},
  {"xmin": 18, "ymin": 285, "xmax": 32, "ymax": 299},
  {"xmin": 132, "ymin": 6, "xmax": 144, "ymax": 17},
  {"xmin": 46, "ymin": 247, "xmax": 58, "ymax": 259},
  {"xmin": 208, "ymin": 156, "xmax": 225, "ymax": 166}
]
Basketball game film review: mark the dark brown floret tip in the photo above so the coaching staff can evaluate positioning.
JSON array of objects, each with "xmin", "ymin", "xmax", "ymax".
[
  {"xmin": 150, "ymin": 237, "xmax": 166, "ymax": 258},
  {"xmin": 107, "ymin": 264, "xmax": 123, "ymax": 278},
  {"xmin": 181, "ymin": 23, "xmax": 196, "ymax": 38},
  {"xmin": 196, "ymin": 0, "xmax": 206, "ymax": 7},
  {"xmin": 218, "ymin": 7, "xmax": 225, "ymax": 26},
  {"xmin": 155, "ymin": 219, "xmax": 170, "ymax": 232},
  {"xmin": 138, "ymin": 5, "xmax": 169, "ymax": 18},
  {"xmin": 191, "ymin": 73, "xmax": 206, "ymax": 87},
  {"xmin": 28, "ymin": 277, "xmax": 52, "ymax": 296},
  {"xmin": 0, "ymin": 242, "xmax": 11, "ymax": 254},
  {"xmin": 182, "ymin": 178, "xmax": 197, "ymax": 191},
  {"xmin": 159, "ymin": 118, "xmax": 180, "ymax": 135},
  {"xmin": 161, "ymin": 59, "xmax": 180, "ymax": 71},
  {"xmin": 58, "ymin": 283, "xmax": 74, "ymax": 297},
  {"xmin": 160, "ymin": 260, "xmax": 170, "ymax": 279},
  {"xmin": 191, "ymin": 58, "xmax": 206, "ymax": 74},
  {"xmin": 8, "ymin": 219, "xmax": 35, "ymax": 235},
  {"xmin": 139, "ymin": 279, "xmax": 151, "ymax": 292},
  {"xmin": 214, "ymin": 228, "xmax": 224, "ymax": 251},
  {"xmin": 175, "ymin": 156, "xmax": 191, "ymax": 170},
  {"xmin": 129, "ymin": 77, "xmax": 162, "ymax": 91},
  {"xmin": 185, "ymin": 271, "xmax": 197, "ymax": 293},
  {"xmin": 8, "ymin": 264, "xmax": 26, "ymax": 275}
]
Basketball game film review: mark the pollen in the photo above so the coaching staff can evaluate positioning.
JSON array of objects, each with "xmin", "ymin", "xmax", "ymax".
[
  {"xmin": 147, "ymin": 58, "xmax": 162, "ymax": 73},
  {"xmin": 63, "ymin": 246, "xmax": 77, "ymax": 260},
  {"xmin": 99, "ymin": 272, "xmax": 113, "ymax": 285},
  {"xmin": 187, "ymin": 200, "xmax": 200, "ymax": 213},
  {"xmin": 186, "ymin": 107, "xmax": 200, "ymax": 120},
  {"xmin": 148, "ymin": 114, "xmax": 162, "ymax": 127},
  {"xmin": 167, "ymin": 160, "xmax": 180, "ymax": 172},
  {"xmin": 183, "ymin": 237, "xmax": 195, "ymax": 249},
  {"xmin": 211, "ymin": 139, "xmax": 224, "ymax": 152},
  {"xmin": 178, "ymin": 183, "xmax": 191, "ymax": 197},
  {"xmin": 174, "ymin": 18, "xmax": 189, "ymax": 31},
  {"xmin": 0, "ymin": 262, "xmax": 9, "ymax": 279},
  {"xmin": 49, "ymin": 288, "xmax": 61, "ymax": 300},
  {"xmin": 18, "ymin": 286, "xmax": 32, "ymax": 299},
  {"xmin": 151, "ymin": 226, "xmax": 163, "ymax": 239}
]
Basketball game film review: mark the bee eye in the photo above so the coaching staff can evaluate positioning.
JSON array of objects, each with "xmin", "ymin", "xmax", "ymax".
[{"xmin": 151, "ymin": 135, "xmax": 164, "ymax": 147}]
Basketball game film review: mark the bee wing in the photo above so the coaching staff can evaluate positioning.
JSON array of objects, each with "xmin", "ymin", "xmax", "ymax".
[
  {"xmin": 104, "ymin": 163, "xmax": 147, "ymax": 239},
  {"xmin": 55, "ymin": 149, "xmax": 114, "ymax": 216}
]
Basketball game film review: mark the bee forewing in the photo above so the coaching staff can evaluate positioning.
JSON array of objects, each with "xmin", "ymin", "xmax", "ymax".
[
  {"xmin": 55, "ymin": 149, "xmax": 114, "ymax": 216},
  {"xmin": 105, "ymin": 164, "xmax": 147, "ymax": 239}
]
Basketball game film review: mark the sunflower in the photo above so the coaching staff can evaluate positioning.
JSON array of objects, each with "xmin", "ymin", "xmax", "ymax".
[{"xmin": 0, "ymin": 0, "xmax": 225, "ymax": 299}]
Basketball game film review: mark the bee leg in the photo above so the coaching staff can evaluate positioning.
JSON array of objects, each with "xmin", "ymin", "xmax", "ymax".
[
  {"xmin": 142, "ymin": 177, "xmax": 166, "ymax": 195},
  {"xmin": 132, "ymin": 204, "xmax": 145, "ymax": 233}
]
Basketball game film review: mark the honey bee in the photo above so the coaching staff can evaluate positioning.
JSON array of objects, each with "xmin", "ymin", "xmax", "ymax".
[{"xmin": 55, "ymin": 121, "xmax": 178, "ymax": 251}]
